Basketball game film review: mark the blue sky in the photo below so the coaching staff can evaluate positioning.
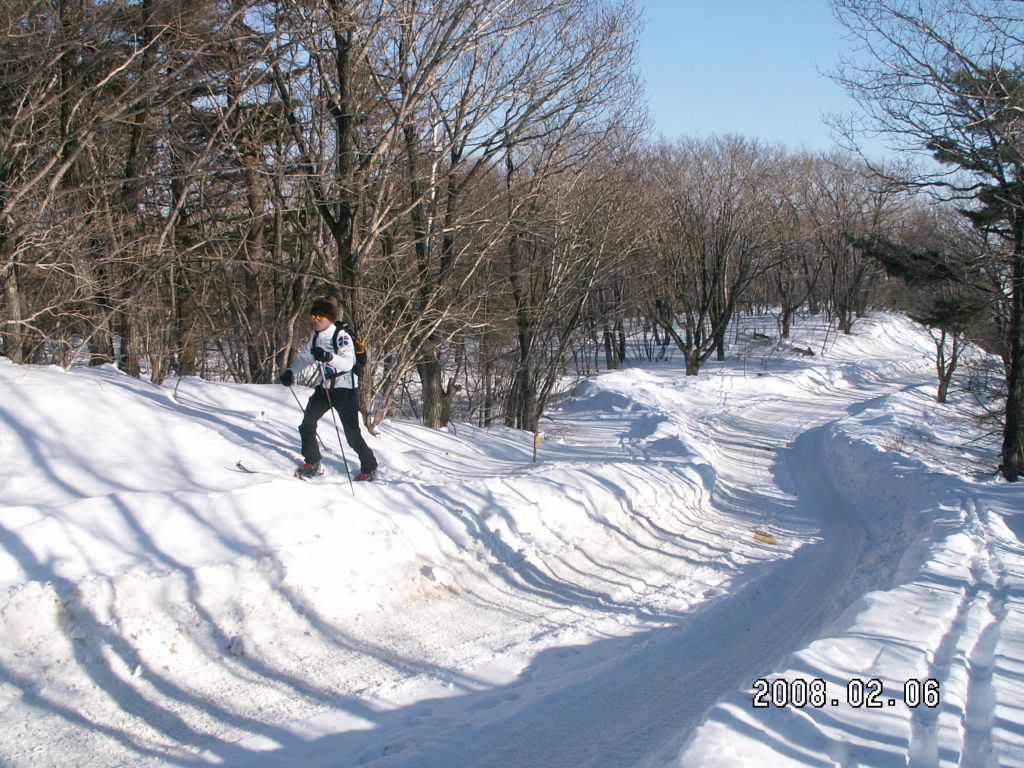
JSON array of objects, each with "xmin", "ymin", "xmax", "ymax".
[{"xmin": 638, "ymin": 0, "xmax": 861, "ymax": 153}]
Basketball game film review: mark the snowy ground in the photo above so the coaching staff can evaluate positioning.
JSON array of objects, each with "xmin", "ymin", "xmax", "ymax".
[{"xmin": 1, "ymin": 313, "xmax": 1022, "ymax": 767}]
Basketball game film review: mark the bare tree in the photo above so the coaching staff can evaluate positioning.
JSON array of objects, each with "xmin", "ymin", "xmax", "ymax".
[
  {"xmin": 501, "ymin": 135, "xmax": 648, "ymax": 432},
  {"xmin": 856, "ymin": 202, "xmax": 991, "ymax": 402},
  {"xmin": 804, "ymin": 153, "xmax": 905, "ymax": 334},
  {"xmin": 767, "ymin": 151, "xmax": 829, "ymax": 338},
  {"xmin": 0, "ymin": 0, "xmax": 267, "ymax": 377},
  {"xmin": 271, "ymin": 0, "xmax": 644, "ymax": 429},
  {"xmin": 645, "ymin": 135, "xmax": 785, "ymax": 375},
  {"xmin": 831, "ymin": 0, "xmax": 1024, "ymax": 479}
]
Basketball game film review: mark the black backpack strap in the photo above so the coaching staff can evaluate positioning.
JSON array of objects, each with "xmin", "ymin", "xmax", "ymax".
[{"xmin": 331, "ymin": 320, "xmax": 345, "ymax": 352}]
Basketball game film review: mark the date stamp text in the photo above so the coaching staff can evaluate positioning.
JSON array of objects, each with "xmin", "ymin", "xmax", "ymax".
[{"xmin": 751, "ymin": 677, "xmax": 940, "ymax": 709}]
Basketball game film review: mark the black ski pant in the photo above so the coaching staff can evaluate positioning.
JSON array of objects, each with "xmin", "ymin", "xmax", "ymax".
[{"xmin": 299, "ymin": 385, "xmax": 377, "ymax": 473}]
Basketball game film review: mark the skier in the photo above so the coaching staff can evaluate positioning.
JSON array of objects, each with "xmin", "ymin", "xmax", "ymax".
[{"xmin": 279, "ymin": 299, "xmax": 378, "ymax": 480}]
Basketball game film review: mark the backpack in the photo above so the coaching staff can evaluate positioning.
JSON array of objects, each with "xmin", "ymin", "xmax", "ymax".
[{"xmin": 331, "ymin": 321, "xmax": 366, "ymax": 380}]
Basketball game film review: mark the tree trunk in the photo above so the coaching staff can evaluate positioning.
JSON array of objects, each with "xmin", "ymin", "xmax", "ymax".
[
  {"xmin": 174, "ymin": 266, "xmax": 199, "ymax": 377},
  {"xmin": 3, "ymin": 259, "xmax": 28, "ymax": 364},
  {"xmin": 242, "ymin": 145, "xmax": 267, "ymax": 383},
  {"xmin": 684, "ymin": 349, "xmax": 700, "ymax": 376},
  {"xmin": 509, "ymin": 365, "xmax": 539, "ymax": 432},
  {"xmin": 603, "ymin": 324, "xmax": 617, "ymax": 370},
  {"xmin": 417, "ymin": 353, "xmax": 446, "ymax": 429},
  {"xmin": 119, "ymin": 309, "xmax": 142, "ymax": 378},
  {"xmin": 1002, "ymin": 242, "xmax": 1024, "ymax": 481}
]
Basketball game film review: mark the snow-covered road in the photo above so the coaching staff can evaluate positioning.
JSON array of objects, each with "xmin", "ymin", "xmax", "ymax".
[{"xmin": 299, "ymin": 330, "xmax": 939, "ymax": 767}]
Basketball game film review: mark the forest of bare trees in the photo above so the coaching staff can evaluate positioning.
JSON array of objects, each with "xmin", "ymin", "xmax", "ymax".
[{"xmin": 2, "ymin": 0, "xmax": 1022, "ymax": 478}]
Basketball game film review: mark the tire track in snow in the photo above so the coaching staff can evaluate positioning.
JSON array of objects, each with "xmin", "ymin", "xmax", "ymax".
[
  {"xmin": 905, "ymin": 492, "xmax": 1006, "ymax": 768},
  {"xmin": 960, "ymin": 494, "xmax": 1009, "ymax": 768}
]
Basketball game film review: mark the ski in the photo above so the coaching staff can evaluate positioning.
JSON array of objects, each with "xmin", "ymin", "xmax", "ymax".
[{"xmin": 233, "ymin": 460, "xmax": 320, "ymax": 480}]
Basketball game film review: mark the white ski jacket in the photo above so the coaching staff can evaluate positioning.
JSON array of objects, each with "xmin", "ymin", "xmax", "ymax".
[{"xmin": 287, "ymin": 323, "xmax": 358, "ymax": 389}]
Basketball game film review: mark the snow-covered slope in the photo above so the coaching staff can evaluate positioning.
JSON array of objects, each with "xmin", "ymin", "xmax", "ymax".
[{"xmin": 1, "ymin": 314, "xmax": 1021, "ymax": 767}]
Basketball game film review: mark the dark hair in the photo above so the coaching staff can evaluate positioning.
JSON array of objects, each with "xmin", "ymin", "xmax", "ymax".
[{"xmin": 309, "ymin": 299, "xmax": 339, "ymax": 321}]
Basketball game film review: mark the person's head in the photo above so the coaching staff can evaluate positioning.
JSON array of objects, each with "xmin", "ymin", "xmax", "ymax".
[{"xmin": 309, "ymin": 298, "xmax": 338, "ymax": 332}]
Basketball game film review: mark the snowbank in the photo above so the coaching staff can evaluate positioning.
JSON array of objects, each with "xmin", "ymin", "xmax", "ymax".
[{"xmin": 1, "ymin": 314, "xmax": 1022, "ymax": 767}]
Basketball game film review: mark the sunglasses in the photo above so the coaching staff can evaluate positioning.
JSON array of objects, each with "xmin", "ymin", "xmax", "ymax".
[{"xmin": 311, "ymin": 314, "xmax": 327, "ymax": 321}]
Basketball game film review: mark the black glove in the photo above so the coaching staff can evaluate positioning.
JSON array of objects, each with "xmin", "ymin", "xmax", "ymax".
[
  {"xmin": 279, "ymin": 369, "xmax": 294, "ymax": 386},
  {"xmin": 311, "ymin": 346, "xmax": 331, "ymax": 363}
]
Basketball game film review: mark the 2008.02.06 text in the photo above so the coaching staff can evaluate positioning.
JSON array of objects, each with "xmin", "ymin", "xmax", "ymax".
[{"xmin": 751, "ymin": 677, "xmax": 940, "ymax": 709}]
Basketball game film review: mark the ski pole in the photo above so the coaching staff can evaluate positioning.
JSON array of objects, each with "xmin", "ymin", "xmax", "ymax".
[{"xmin": 318, "ymin": 363, "xmax": 355, "ymax": 495}]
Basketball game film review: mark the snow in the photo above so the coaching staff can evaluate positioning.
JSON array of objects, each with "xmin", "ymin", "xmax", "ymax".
[{"xmin": 1, "ymin": 313, "xmax": 1022, "ymax": 767}]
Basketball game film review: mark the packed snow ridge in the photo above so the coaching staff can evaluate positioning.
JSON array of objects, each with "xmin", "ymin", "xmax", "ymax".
[{"xmin": 1, "ymin": 313, "xmax": 1022, "ymax": 767}]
